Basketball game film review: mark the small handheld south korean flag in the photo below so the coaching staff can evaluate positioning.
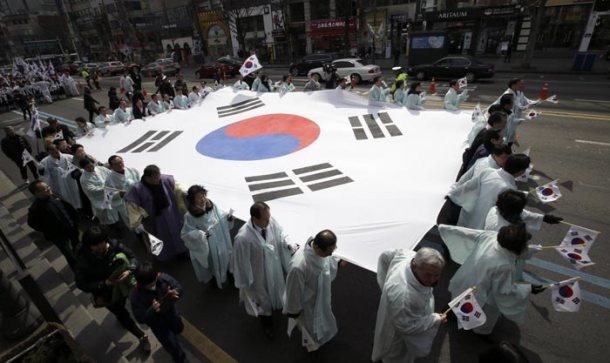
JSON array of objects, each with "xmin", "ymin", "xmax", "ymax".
[
  {"xmin": 551, "ymin": 277, "xmax": 581, "ymax": 312},
  {"xmin": 448, "ymin": 287, "xmax": 486, "ymax": 330},
  {"xmin": 22, "ymin": 149, "xmax": 34, "ymax": 167},
  {"xmin": 458, "ymin": 77, "xmax": 467, "ymax": 89},
  {"xmin": 101, "ymin": 187, "xmax": 118, "ymax": 210},
  {"xmin": 147, "ymin": 232, "xmax": 164, "ymax": 256},
  {"xmin": 535, "ymin": 180, "xmax": 561, "ymax": 203},
  {"xmin": 26, "ymin": 109, "xmax": 41, "ymax": 138},
  {"xmin": 525, "ymin": 109, "xmax": 540, "ymax": 120},
  {"xmin": 560, "ymin": 225, "xmax": 598, "ymax": 252},
  {"xmin": 555, "ymin": 246, "xmax": 594, "ymax": 270},
  {"xmin": 471, "ymin": 103, "xmax": 483, "ymax": 122},
  {"xmin": 53, "ymin": 129, "xmax": 64, "ymax": 141},
  {"xmin": 240, "ymin": 55, "xmax": 263, "ymax": 77},
  {"xmin": 545, "ymin": 94, "xmax": 559, "ymax": 104},
  {"xmin": 419, "ymin": 91, "xmax": 427, "ymax": 101}
]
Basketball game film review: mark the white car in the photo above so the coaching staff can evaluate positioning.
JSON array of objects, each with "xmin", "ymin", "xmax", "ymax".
[{"xmin": 307, "ymin": 58, "xmax": 382, "ymax": 84}]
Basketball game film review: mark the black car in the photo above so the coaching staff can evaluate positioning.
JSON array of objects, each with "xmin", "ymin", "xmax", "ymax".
[
  {"xmin": 407, "ymin": 56, "xmax": 495, "ymax": 82},
  {"xmin": 289, "ymin": 53, "xmax": 340, "ymax": 76}
]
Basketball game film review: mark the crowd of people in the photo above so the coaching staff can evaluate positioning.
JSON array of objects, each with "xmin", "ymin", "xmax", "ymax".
[{"xmin": 0, "ymin": 68, "xmax": 561, "ymax": 363}]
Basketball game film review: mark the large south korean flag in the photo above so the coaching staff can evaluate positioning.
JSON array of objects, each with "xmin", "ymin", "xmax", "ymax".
[{"xmin": 81, "ymin": 88, "xmax": 471, "ymax": 271}]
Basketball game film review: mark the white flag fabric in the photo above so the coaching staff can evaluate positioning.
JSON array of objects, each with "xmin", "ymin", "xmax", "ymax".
[
  {"xmin": 101, "ymin": 188, "xmax": 118, "ymax": 210},
  {"xmin": 26, "ymin": 110, "xmax": 41, "ymax": 138},
  {"xmin": 471, "ymin": 103, "xmax": 482, "ymax": 122},
  {"xmin": 449, "ymin": 287, "xmax": 486, "ymax": 330},
  {"xmin": 555, "ymin": 246, "xmax": 594, "ymax": 270},
  {"xmin": 458, "ymin": 77, "xmax": 467, "ymax": 89},
  {"xmin": 545, "ymin": 94, "xmax": 559, "ymax": 104},
  {"xmin": 77, "ymin": 88, "xmax": 471, "ymax": 271},
  {"xmin": 536, "ymin": 181, "xmax": 561, "ymax": 203},
  {"xmin": 22, "ymin": 149, "xmax": 34, "ymax": 166},
  {"xmin": 560, "ymin": 225, "xmax": 598, "ymax": 252},
  {"xmin": 147, "ymin": 232, "xmax": 164, "ymax": 256},
  {"xmin": 53, "ymin": 129, "xmax": 65, "ymax": 141},
  {"xmin": 239, "ymin": 55, "xmax": 263, "ymax": 77},
  {"xmin": 525, "ymin": 109, "xmax": 540, "ymax": 119},
  {"xmin": 551, "ymin": 278, "xmax": 581, "ymax": 312}
]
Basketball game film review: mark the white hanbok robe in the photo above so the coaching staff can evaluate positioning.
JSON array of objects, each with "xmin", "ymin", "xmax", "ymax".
[
  {"xmin": 393, "ymin": 88, "xmax": 407, "ymax": 106},
  {"xmin": 187, "ymin": 91, "xmax": 200, "ymax": 107},
  {"xmin": 80, "ymin": 166, "xmax": 119, "ymax": 225},
  {"xmin": 232, "ymin": 218, "xmax": 295, "ymax": 316},
  {"xmin": 505, "ymin": 90, "xmax": 538, "ymax": 144},
  {"xmin": 119, "ymin": 75, "xmax": 134, "ymax": 93},
  {"xmin": 113, "ymin": 107, "xmax": 132, "ymax": 123},
  {"xmin": 94, "ymin": 113, "xmax": 114, "ymax": 128},
  {"xmin": 372, "ymin": 249, "xmax": 441, "ymax": 363},
  {"xmin": 369, "ymin": 85, "xmax": 390, "ymax": 102},
  {"xmin": 173, "ymin": 95, "xmax": 189, "ymax": 109},
  {"xmin": 104, "ymin": 167, "xmax": 141, "ymax": 225},
  {"xmin": 279, "ymin": 82, "xmax": 295, "ymax": 94},
  {"xmin": 38, "ymin": 153, "xmax": 82, "ymax": 209},
  {"xmin": 406, "ymin": 93, "xmax": 425, "ymax": 110},
  {"xmin": 251, "ymin": 77, "xmax": 262, "ymax": 92},
  {"xmin": 443, "ymin": 87, "xmax": 468, "ymax": 111},
  {"xmin": 60, "ymin": 74, "xmax": 79, "ymax": 96},
  {"xmin": 233, "ymin": 80, "xmax": 250, "ymax": 90},
  {"xmin": 302, "ymin": 79, "xmax": 320, "ymax": 92},
  {"xmin": 180, "ymin": 205, "xmax": 234, "ymax": 287},
  {"xmin": 147, "ymin": 100, "xmax": 164, "ymax": 115},
  {"xmin": 439, "ymin": 225, "xmax": 531, "ymax": 334},
  {"xmin": 284, "ymin": 241, "xmax": 339, "ymax": 351},
  {"xmin": 448, "ymin": 168, "xmax": 517, "ymax": 229},
  {"xmin": 452, "ymin": 155, "xmax": 500, "ymax": 191},
  {"xmin": 75, "ymin": 125, "xmax": 92, "ymax": 138},
  {"xmin": 255, "ymin": 80, "xmax": 274, "ymax": 92},
  {"xmin": 36, "ymin": 81, "xmax": 52, "ymax": 103}
]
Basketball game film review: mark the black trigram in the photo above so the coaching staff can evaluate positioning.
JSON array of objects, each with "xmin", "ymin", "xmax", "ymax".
[
  {"xmin": 117, "ymin": 130, "xmax": 183, "ymax": 153},
  {"xmin": 348, "ymin": 112, "xmax": 402, "ymax": 140},
  {"xmin": 245, "ymin": 163, "xmax": 353, "ymax": 202},
  {"xmin": 217, "ymin": 98, "xmax": 264, "ymax": 118}
]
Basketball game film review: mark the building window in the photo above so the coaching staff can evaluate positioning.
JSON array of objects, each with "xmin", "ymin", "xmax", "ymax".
[
  {"xmin": 290, "ymin": 2, "xmax": 305, "ymax": 22},
  {"xmin": 310, "ymin": 1, "xmax": 330, "ymax": 20}
]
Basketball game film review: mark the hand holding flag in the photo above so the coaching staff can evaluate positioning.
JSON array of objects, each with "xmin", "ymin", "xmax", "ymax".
[
  {"xmin": 458, "ymin": 77, "xmax": 467, "ymax": 89},
  {"xmin": 444, "ymin": 286, "xmax": 486, "ymax": 330}
]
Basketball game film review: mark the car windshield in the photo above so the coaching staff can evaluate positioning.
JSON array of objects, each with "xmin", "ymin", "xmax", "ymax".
[{"xmin": 354, "ymin": 58, "xmax": 369, "ymax": 65}]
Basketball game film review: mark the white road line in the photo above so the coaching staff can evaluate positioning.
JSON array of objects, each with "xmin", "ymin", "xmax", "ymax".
[
  {"xmin": 0, "ymin": 117, "xmax": 24, "ymax": 124},
  {"xmin": 72, "ymin": 97, "xmax": 84, "ymax": 101},
  {"xmin": 574, "ymin": 98, "xmax": 610, "ymax": 104},
  {"xmin": 575, "ymin": 139, "xmax": 610, "ymax": 146}
]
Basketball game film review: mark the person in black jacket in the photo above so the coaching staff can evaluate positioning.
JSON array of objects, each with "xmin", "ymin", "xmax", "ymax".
[
  {"xmin": 75, "ymin": 226, "xmax": 151, "ymax": 352},
  {"xmin": 2, "ymin": 126, "xmax": 39, "ymax": 183},
  {"xmin": 131, "ymin": 261, "xmax": 185, "ymax": 363},
  {"xmin": 27, "ymin": 180, "xmax": 78, "ymax": 268},
  {"xmin": 83, "ymin": 87, "xmax": 100, "ymax": 125},
  {"xmin": 130, "ymin": 65, "xmax": 143, "ymax": 92},
  {"xmin": 132, "ymin": 98, "xmax": 149, "ymax": 120},
  {"xmin": 108, "ymin": 87, "xmax": 120, "ymax": 111},
  {"xmin": 40, "ymin": 118, "xmax": 76, "ymax": 144}
]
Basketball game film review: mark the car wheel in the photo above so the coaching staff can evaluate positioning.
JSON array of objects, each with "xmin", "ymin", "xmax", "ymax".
[
  {"xmin": 416, "ymin": 71, "xmax": 426, "ymax": 81},
  {"xmin": 465, "ymin": 72, "xmax": 476, "ymax": 83},
  {"xmin": 290, "ymin": 67, "xmax": 299, "ymax": 76},
  {"xmin": 351, "ymin": 73, "xmax": 361, "ymax": 84}
]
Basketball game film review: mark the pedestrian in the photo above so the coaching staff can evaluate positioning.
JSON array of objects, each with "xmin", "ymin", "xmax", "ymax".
[
  {"xmin": 124, "ymin": 165, "xmax": 188, "ymax": 261},
  {"xmin": 232, "ymin": 201, "xmax": 298, "ymax": 338},
  {"xmin": 1, "ymin": 126, "xmax": 38, "ymax": 184},
  {"xmin": 303, "ymin": 74, "xmax": 321, "ymax": 92},
  {"xmin": 113, "ymin": 99, "xmax": 133, "ymax": 123},
  {"xmin": 91, "ymin": 69, "xmax": 101, "ymax": 90},
  {"xmin": 74, "ymin": 117, "xmax": 92, "ymax": 138},
  {"xmin": 504, "ymin": 41, "xmax": 513, "ymax": 63},
  {"xmin": 41, "ymin": 118, "xmax": 76, "ymax": 145},
  {"xmin": 448, "ymin": 154, "xmax": 531, "ymax": 230},
  {"xmin": 75, "ymin": 226, "xmax": 151, "ymax": 352},
  {"xmin": 284, "ymin": 230, "xmax": 342, "ymax": 352},
  {"xmin": 132, "ymin": 99, "xmax": 149, "ymax": 119},
  {"xmin": 119, "ymin": 70, "xmax": 135, "ymax": 100},
  {"xmin": 181, "ymin": 185, "xmax": 234, "ymax": 288},
  {"xmin": 130, "ymin": 261, "xmax": 185, "ymax": 362},
  {"xmin": 405, "ymin": 81, "xmax": 425, "ymax": 110},
  {"xmin": 492, "ymin": 79, "xmax": 538, "ymax": 148},
  {"xmin": 13, "ymin": 91, "xmax": 32, "ymax": 121},
  {"xmin": 279, "ymin": 75, "xmax": 296, "ymax": 94},
  {"xmin": 105, "ymin": 155, "xmax": 141, "ymax": 226},
  {"xmin": 172, "ymin": 89, "xmax": 188, "ymax": 110},
  {"xmin": 372, "ymin": 248, "xmax": 447, "ymax": 363},
  {"xmin": 60, "ymin": 70, "xmax": 79, "ymax": 96},
  {"xmin": 147, "ymin": 93, "xmax": 165, "ymax": 115},
  {"xmin": 173, "ymin": 73, "xmax": 188, "ymax": 95},
  {"xmin": 108, "ymin": 87, "xmax": 120, "ymax": 111},
  {"xmin": 129, "ymin": 65, "xmax": 142, "ymax": 92},
  {"xmin": 83, "ymin": 87, "xmax": 100, "ymax": 125},
  {"xmin": 369, "ymin": 76, "xmax": 390, "ymax": 102},
  {"xmin": 157, "ymin": 77, "xmax": 175, "ymax": 98},
  {"xmin": 255, "ymin": 74, "xmax": 273, "ymax": 92},
  {"xmin": 38, "ymin": 144, "xmax": 82, "ymax": 210},
  {"xmin": 94, "ymin": 106, "xmax": 114, "ymax": 128},
  {"xmin": 464, "ymin": 129, "xmax": 505, "ymax": 170},
  {"xmin": 443, "ymin": 80, "xmax": 468, "ymax": 111},
  {"xmin": 79, "ymin": 158, "xmax": 120, "ymax": 227},
  {"xmin": 27, "ymin": 180, "xmax": 79, "ymax": 269},
  {"xmin": 439, "ymin": 223, "xmax": 547, "ymax": 335},
  {"xmin": 454, "ymin": 144, "xmax": 512, "ymax": 191},
  {"xmin": 81, "ymin": 68, "xmax": 92, "ymax": 89}
]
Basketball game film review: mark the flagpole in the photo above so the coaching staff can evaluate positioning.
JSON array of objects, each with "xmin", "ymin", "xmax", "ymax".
[
  {"xmin": 544, "ymin": 276, "xmax": 581, "ymax": 289},
  {"xmin": 559, "ymin": 220, "xmax": 600, "ymax": 233},
  {"xmin": 440, "ymin": 286, "xmax": 477, "ymax": 316}
]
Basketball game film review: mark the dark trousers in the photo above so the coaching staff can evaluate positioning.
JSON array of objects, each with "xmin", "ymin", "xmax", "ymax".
[
  {"xmin": 152, "ymin": 318, "xmax": 185, "ymax": 363},
  {"xmin": 106, "ymin": 299, "xmax": 146, "ymax": 339},
  {"xmin": 50, "ymin": 235, "xmax": 78, "ymax": 270},
  {"xmin": 13, "ymin": 159, "xmax": 38, "ymax": 181},
  {"xmin": 87, "ymin": 108, "xmax": 99, "ymax": 124},
  {"xmin": 21, "ymin": 107, "xmax": 32, "ymax": 121}
]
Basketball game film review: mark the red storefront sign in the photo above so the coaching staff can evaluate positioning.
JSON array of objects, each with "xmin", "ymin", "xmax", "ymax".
[{"xmin": 310, "ymin": 18, "xmax": 357, "ymax": 37}]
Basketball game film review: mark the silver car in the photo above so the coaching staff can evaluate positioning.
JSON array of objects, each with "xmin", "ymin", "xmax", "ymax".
[{"xmin": 307, "ymin": 58, "xmax": 382, "ymax": 84}]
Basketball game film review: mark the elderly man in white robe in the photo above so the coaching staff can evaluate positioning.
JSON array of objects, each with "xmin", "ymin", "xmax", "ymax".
[
  {"xmin": 233, "ymin": 75, "xmax": 250, "ymax": 90},
  {"xmin": 452, "ymin": 144, "xmax": 512, "ymax": 191},
  {"xmin": 146, "ymin": 94, "xmax": 165, "ymax": 115},
  {"xmin": 79, "ymin": 157, "xmax": 119, "ymax": 226},
  {"xmin": 369, "ymin": 76, "xmax": 391, "ymax": 102},
  {"xmin": 439, "ymin": 223, "xmax": 546, "ymax": 335},
  {"xmin": 448, "ymin": 153, "xmax": 530, "ymax": 229},
  {"xmin": 105, "ymin": 155, "xmax": 141, "ymax": 226},
  {"xmin": 284, "ymin": 230, "xmax": 342, "ymax": 352},
  {"xmin": 113, "ymin": 99, "xmax": 132, "ymax": 123},
  {"xmin": 38, "ymin": 144, "xmax": 82, "ymax": 210},
  {"xmin": 93, "ymin": 106, "xmax": 114, "ymax": 128},
  {"xmin": 491, "ymin": 78, "xmax": 539, "ymax": 147},
  {"xmin": 181, "ymin": 185, "xmax": 234, "ymax": 288},
  {"xmin": 232, "ymin": 201, "xmax": 298, "ymax": 338},
  {"xmin": 372, "ymin": 248, "xmax": 447, "ymax": 363},
  {"xmin": 188, "ymin": 86, "xmax": 201, "ymax": 107},
  {"xmin": 443, "ymin": 80, "xmax": 468, "ymax": 111},
  {"xmin": 60, "ymin": 71, "xmax": 79, "ymax": 96}
]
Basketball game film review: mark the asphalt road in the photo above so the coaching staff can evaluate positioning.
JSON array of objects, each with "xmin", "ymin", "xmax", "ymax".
[{"xmin": 0, "ymin": 73, "xmax": 609, "ymax": 363}]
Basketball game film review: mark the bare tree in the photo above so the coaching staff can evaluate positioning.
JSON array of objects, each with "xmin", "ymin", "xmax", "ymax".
[{"xmin": 521, "ymin": 0, "xmax": 547, "ymax": 69}]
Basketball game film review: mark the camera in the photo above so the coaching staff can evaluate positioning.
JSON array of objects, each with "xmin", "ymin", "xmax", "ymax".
[{"xmin": 322, "ymin": 63, "xmax": 337, "ymax": 74}]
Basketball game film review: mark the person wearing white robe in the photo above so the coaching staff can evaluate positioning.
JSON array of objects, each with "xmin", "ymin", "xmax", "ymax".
[
  {"xmin": 79, "ymin": 158, "xmax": 119, "ymax": 226},
  {"xmin": 74, "ymin": 117, "xmax": 93, "ymax": 138},
  {"xmin": 439, "ymin": 224, "xmax": 546, "ymax": 335},
  {"xmin": 393, "ymin": 80, "xmax": 407, "ymax": 105},
  {"xmin": 279, "ymin": 75, "xmax": 296, "ymax": 94},
  {"xmin": 105, "ymin": 155, "xmax": 141, "ymax": 226},
  {"xmin": 173, "ymin": 89, "xmax": 189, "ymax": 109},
  {"xmin": 405, "ymin": 82, "xmax": 426, "ymax": 110},
  {"xmin": 119, "ymin": 72, "xmax": 134, "ymax": 95},
  {"xmin": 448, "ymin": 154, "xmax": 530, "ymax": 229},
  {"xmin": 443, "ymin": 80, "xmax": 468, "ymax": 111},
  {"xmin": 369, "ymin": 77, "xmax": 390, "ymax": 102},
  {"xmin": 232, "ymin": 202, "xmax": 297, "ymax": 337},
  {"xmin": 36, "ymin": 80, "xmax": 53, "ymax": 103},
  {"xmin": 93, "ymin": 106, "xmax": 114, "ymax": 128},
  {"xmin": 146, "ymin": 94, "xmax": 165, "ymax": 115},
  {"xmin": 38, "ymin": 144, "xmax": 82, "ymax": 210},
  {"xmin": 251, "ymin": 73, "xmax": 262, "ymax": 92},
  {"xmin": 452, "ymin": 145, "xmax": 511, "ymax": 191},
  {"xmin": 181, "ymin": 185, "xmax": 234, "ymax": 288},
  {"xmin": 233, "ymin": 75, "xmax": 250, "ymax": 90},
  {"xmin": 60, "ymin": 71, "xmax": 79, "ymax": 96},
  {"xmin": 188, "ymin": 87, "xmax": 201, "ymax": 107},
  {"xmin": 303, "ymin": 74, "xmax": 321, "ymax": 92},
  {"xmin": 284, "ymin": 230, "xmax": 341, "ymax": 352},
  {"xmin": 372, "ymin": 248, "xmax": 446, "ymax": 363},
  {"xmin": 113, "ymin": 100, "xmax": 132, "ymax": 123}
]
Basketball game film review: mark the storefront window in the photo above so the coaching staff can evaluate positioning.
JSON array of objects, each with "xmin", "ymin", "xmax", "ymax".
[{"xmin": 540, "ymin": 5, "xmax": 591, "ymax": 48}]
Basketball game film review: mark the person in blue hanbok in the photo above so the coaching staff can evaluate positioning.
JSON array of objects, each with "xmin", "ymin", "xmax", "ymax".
[
  {"xmin": 105, "ymin": 155, "xmax": 141, "ymax": 226},
  {"xmin": 146, "ymin": 93, "xmax": 165, "ymax": 115},
  {"xmin": 444, "ymin": 80, "xmax": 468, "ymax": 111},
  {"xmin": 181, "ymin": 185, "xmax": 234, "ymax": 288},
  {"xmin": 173, "ymin": 89, "xmax": 189, "ymax": 109},
  {"xmin": 392, "ymin": 80, "xmax": 407, "ymax": 105},
  {"xmin": 113, "ymin": 99, "xmax": 132, "ymax": 123},
  {"xmin": 79, "ymin": 158, "xmax": 119, "ymax": 226},
  {"xmin": 369, "ymin": 76, "xmax": 390, "ymax": 102},
  {"xmin": 233, "ymin": 74, "xmax": 250, "ymax": 90},
  {"xmin": 405, "ymin": 81, "xmax": 426, "ymax": 110}
]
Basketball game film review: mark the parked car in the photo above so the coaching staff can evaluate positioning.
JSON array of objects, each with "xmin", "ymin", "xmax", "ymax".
[
  {"xmin": 141, "ymin": 62, "xmax": 180, "ymax": 77},
  {"xmin": 407, "ymin": 56, "xmax": 495, "ymax": 82},
  {"xmin": 195, "ymin": 56, "xmax": 243, "ymax": 79},
  {"xmin": 289, "ymin": 53, "xmax": 340, "ymax": 76},
  {"xmin": 307, "ymin": 58, "xmax": 381, "ymax": 84},
  {"xmin": 98, "ymin": 61, "xmax": 126, "ymax": 76}
]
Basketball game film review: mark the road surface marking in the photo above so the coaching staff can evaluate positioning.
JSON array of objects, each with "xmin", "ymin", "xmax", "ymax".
[
  {"xmin": 575, "ymin": 139, "xmax": 610, "ymax": 147},
  {"xmin": 181, "ymin": 317, "xmax": 237, "ymax": 363},
  {"xmin": 524, "ymin": 272, "xmax": 610, "ymax": 309},
  {"xmin": 574, "ymin": 98, "xmax": 610, "ymax": 104},
  {"xmin": 527, "ymin": 257, "xmax": 610, "ymax": 290}
]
